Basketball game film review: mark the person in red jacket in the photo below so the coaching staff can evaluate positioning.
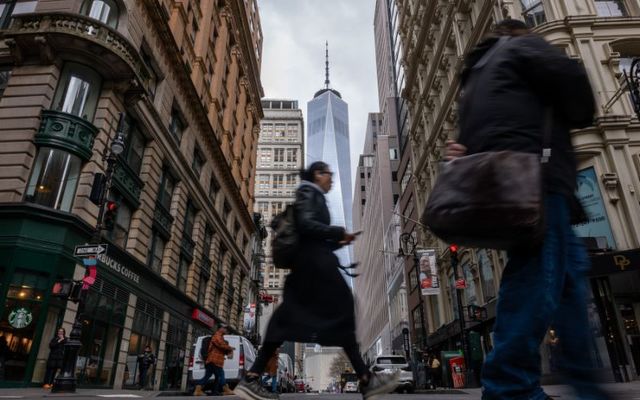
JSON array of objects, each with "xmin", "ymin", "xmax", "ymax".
[{"xmin": 194, "ymin": 325, "xmax": 235, "ymax": 396}]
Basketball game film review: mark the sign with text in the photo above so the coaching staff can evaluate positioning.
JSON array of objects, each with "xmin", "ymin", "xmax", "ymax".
[
  {"xmin": 74, "ymin": 244, "xmax": 107, "ymax": 257},
  {"xmin": 192, "ymin": 308, "xmax": 215, "ymax": 328},
  {"xmin": 573, "ymin": 167, "xmax": 616, "ymax": 249},
  {"xmin": 417, "ymin": 249, "xmax": 440, "ymax": 296}
]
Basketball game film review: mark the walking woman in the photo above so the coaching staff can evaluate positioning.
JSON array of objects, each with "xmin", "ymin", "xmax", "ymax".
[
  {"xmin": 234, "ymin": 162, "xmax": 398, "ymax": 400},
  {"xmin": 43, "ymin": 327, "xmax": 66, "ymax": 389}
]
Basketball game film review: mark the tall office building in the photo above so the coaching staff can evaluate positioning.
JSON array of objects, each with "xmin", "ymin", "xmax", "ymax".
[
  {"xmin": 253, "ymin": 99, "xmax": 304, "ymax": 363},
  {"xmin": 306, "ymin": 44, "xmax": 353, "ymax": 278}
]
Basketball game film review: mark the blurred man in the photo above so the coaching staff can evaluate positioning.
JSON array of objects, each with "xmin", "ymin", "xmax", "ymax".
[
  {"xmin": 446, "ymin": 19, "xmax": 609, "ymax": 400},
  {"xmin": 194, "ymin": 325, "xmax": 234, "ymax": 396}
]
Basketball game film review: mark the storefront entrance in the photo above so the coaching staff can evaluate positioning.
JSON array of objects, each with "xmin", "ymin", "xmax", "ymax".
[
  {"xmin": 0, "ymin": 269, "xmax": 53, "ymax": 385},
  {"xmin": 76, "ymin": 277, "xmax": 128, "ymax": 388}
]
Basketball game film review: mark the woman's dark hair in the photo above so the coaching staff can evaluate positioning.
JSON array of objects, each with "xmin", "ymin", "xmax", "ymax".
[
  {"xmin": 58, "ymin": 327, "xmax": 66, "ymax": 336},
  {"xmin": 300, "ymin": 161, "xmax": 329, "ymax": 182}
]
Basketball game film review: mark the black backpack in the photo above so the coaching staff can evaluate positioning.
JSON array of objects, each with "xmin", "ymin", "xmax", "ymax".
[
  {"xmin": 271, "ymin": 205, "xmax": 299, "ymax": 269},
  {"xmin": 200, "ymin": 336, "xmax": 211, "ymax": 360}
]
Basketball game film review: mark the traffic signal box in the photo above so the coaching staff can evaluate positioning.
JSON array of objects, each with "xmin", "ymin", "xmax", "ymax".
[
  {"xmin": 51, "ymin": 279, "xmax": 83, "ymax": 303},
  {"xmin": 103, "ymin": 201, "xmax": 118, "ymax": 231}
]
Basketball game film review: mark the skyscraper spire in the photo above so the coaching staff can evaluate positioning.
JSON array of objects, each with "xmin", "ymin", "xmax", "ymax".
[{"xmin": 325, "ymin": 41, "xmax": 330, "ymax": 89}]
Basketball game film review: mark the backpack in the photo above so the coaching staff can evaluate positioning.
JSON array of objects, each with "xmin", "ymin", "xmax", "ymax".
[
  {"xmin": 200, "ymin": 336, "xmax": 211, "ymax": 360},
  {"xmin": 271, "ymin": 205, "xmax": 299, "ymax": 269}
]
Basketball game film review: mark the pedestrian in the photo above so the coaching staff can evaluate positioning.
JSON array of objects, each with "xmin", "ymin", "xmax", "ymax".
[
  {"xmin": 137, "ymin": 345, "xmax": 156, "ymax": 390},
  {"xmin": 429, "ymin": 354, "xmax": 441, "ymax": 389},
  {"xmin": 0, "ymin": 336, "xmax": 8, "ymax": 381},
  {"xmin": 447, "ymin": 19, "xmax": 609, "ymax": 400},
  {"xmin": 234, "ymin": 161, "xmax": 399, "ymax": 400},
  {"xmin": 43, "ymin": 327, "xmax": 66, "ymax": 389},
  {"xmin": 262, "ymin": 347, "xmax": 279, "ymax": 393},
  {"xmin": 193, "ymin": 325, "xmax": 235, "ymax": 396}
]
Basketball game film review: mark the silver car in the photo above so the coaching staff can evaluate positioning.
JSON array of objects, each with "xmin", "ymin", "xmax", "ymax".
[{"xmin": 371, "ymin": 355, "xmax": 414, "ymax": 393}]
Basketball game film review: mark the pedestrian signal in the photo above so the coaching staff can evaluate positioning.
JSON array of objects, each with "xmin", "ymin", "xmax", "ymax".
[{"xmin": 103, "ymin": 201, "xmax": 118, "ymax": 231}]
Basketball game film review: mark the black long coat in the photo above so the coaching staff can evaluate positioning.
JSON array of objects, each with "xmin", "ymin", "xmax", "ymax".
[
  {"xmin": 264, "ymin": 182, "xmax": 355, "ymax": 346},
  {"xmin": 47, "ymin": 337, "xmax": 66, "ymax": 369}
]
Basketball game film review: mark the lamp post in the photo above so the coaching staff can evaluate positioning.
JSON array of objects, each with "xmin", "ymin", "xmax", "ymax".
[
  {"xmin": 623, "ymin": 58, "xmax": 640, "ymax": 120},
  {"xmin": 52, "ymin": 113, "xmax": 126, "ymax": 393},
  {"xmin": 398, "ymin": 233, "xmax": 428, "ymax": 353}
]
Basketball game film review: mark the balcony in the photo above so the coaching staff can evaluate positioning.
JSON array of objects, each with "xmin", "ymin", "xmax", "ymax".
[
  {"xmin": 112, "ymin": 159, "xmax": 144, "ymax": 207},
  {"xmin": 181, "ymin": 236, "xmax": 196, "ymax": 261},
  {"xmin": 153, "ymin": 203, "xmax": 173, "ymax": 239},
  {"xmin": 4, "ymin": 12, "xmax": 149, "ymax": 88},
  {"xmin": 35, "ymin": 110, "xmax": 98, "ymax": 161}
]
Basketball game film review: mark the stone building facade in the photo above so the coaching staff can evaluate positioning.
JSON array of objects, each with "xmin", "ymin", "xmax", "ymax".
[
  {"xmin": 253, "ymin": 99, "xmax": 303, "ymax": 314},
  {"xmin": 0, "ymin": 0, "xmax": 263, "ymax": 390},
  {"xmin": 397, "ymin": 0, "xmax": 640, "ymax": 383}
]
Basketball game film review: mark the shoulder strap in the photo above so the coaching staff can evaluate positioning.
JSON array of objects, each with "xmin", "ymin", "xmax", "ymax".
[{"xmin": 472, "ymin": 36, "xmax": 511, "ymax": 70}]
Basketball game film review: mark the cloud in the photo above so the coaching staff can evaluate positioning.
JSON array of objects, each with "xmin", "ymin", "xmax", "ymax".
[{"xmin": 258, "ymin": 0, "xmax": 378, "ymax": 191}]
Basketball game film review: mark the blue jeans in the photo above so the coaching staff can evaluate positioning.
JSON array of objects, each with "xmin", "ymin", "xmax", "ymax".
[
  {"xmin": 262, "ymin": 374, "xmax": 278, "ymax": 392},
  {"xmin": 198, "ymin": 363, "xmax": 225, "ymax": 393},
  {"xmin": 481, "ymin": 194, "xmax": 609, "ymax": 400}
]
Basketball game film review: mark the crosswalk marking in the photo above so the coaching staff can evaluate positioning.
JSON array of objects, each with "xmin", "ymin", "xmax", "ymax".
[{"xmin": 97, "ymin": 395, "xmax": 142, "ymax": 398}]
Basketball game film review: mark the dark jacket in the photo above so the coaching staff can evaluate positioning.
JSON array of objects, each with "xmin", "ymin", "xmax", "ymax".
[
  {"xmin": 47, "ymin": 337, "xmax": 66, "ymax": 369},
  {"xmin": 263, "ymin": 181, "xmax": 355, "ymax": 346},
  {"xmin": 457, "ymin": 34, "xmax": 595, "ymax": 198},
  {"xmin": 138, "ymin": 351, "xmax": 156, "ymax": 369}
]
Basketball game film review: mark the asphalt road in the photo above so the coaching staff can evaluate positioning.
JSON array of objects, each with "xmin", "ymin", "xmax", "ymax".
[{"xmin": 2, "ymin": 383, "xmax": 640, "ymax": 400}]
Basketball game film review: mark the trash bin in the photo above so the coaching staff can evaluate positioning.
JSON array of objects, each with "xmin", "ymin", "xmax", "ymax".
[{"xmin": 448, "ymin": 356, "xmax": 466, "ymax": 389}]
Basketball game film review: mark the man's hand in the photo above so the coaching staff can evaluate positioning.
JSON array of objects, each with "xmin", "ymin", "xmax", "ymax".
[
  {"xmin": 445, "ymin": 140, "xmax": 467, "ymax": 161},
  {"xmin": 339, "ymin": 232, "xmax": 357, "ymax": 245}
]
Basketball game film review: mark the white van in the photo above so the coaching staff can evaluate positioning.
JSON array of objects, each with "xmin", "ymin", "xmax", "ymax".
[{"xmin": 187, "ymin": 335, "xmax": 257, "ymax": 392}]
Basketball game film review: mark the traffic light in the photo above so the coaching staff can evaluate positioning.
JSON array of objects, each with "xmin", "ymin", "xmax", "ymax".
[
  {"xmin": 103, "ymin": 201, "xmax": 118, "ymax": 231},
  {"xmin": 52, "ymin": 280, "xmax": 73, "ymax": 298},
  {"xmin": 468, "ymin": 305, "xmax": 488, "ymax": 321},
  {"xmin": 51, "ymin": 280, "xmax": 83, "ymax": 302},
  {"xmin": 449, "ymin": 244, "xmax": 459, "ymax": 268},
  {"xmin": 89, "ymin": 173, "xmax": 106, "ymax": 206}
]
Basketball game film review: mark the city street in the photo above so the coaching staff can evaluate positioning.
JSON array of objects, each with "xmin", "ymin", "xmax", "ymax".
[{"xmin": 2, "ymin": 382, "xmax": 640, "ymax": 400}]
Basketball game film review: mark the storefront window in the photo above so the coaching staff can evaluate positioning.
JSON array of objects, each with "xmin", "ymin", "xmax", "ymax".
[
  {"xmin": 126, "ymin": 298, "xmax": 163, "ymax": 388},
  {"xmin": 0, "ymin": 270, "xmax": 48, "ymax": 382},
  {"xmin": 25, "ymin": 147, "xmax": 82, "ymax": 211},
  {"xmin": 82, "ymin": 0, "xmax": 119, "ymax": 27},
  {"xmin": 76, "ymin": 277, "xmax": 128, "ymax": 387},
  {"xmin": 162, "ymin": 316, "xmax": 188, "ymax": 390},
  {"xmin": 53, "ymin": 63, "xmax": 102, "ymax": 121}
]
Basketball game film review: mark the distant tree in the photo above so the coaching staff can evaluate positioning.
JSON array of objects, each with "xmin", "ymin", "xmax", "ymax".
[{"xmin": 329, "ymin": 352, "xmax": 351, "ymax": 378}]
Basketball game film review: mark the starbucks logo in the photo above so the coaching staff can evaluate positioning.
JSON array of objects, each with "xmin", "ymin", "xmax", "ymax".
[{"xmin": 8, "ymin": 307, "xmax": 33, "ymax": 329}]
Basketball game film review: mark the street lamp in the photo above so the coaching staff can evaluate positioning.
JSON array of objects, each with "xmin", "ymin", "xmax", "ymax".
[
  {"xmin": 52, "ymin": 113, "xmax": 127, "ymax": 393},
  {"xmin": 623, "ymin": 58, "xmax": 640, "ymax": 120},
  {"xmin": 398, "ymin": 233, "xmax": 428, "ymax": 355}
]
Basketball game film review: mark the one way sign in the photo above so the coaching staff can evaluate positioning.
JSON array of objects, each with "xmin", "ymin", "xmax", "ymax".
[{"xmin": 74, "ymin": 244, "xmax": 108, "ymax": 257}]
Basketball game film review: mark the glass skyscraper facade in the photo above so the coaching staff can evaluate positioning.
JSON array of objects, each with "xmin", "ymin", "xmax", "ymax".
[{"xmin": 307, "ymin": 88, "xmax": 353, "ymax": 283}]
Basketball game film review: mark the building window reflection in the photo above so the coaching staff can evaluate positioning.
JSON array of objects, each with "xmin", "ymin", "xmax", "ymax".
[
  {"xmin": 53, "ymin": 63, "xmax": 102, "ymax": 121},
  {"xmin": 520, "ymin": 0, "xmax": 546, "ymax": 27},
  {"xmin": 594, "ymin": 0, "xmax": 627, "ymax": 17},
  {"xmin": 25, "ymin": 147, "xmax": 82, "ymax": 211},
  {"xmin": 82, "ymin": 0, "xmax": 119, "ymax": 27}
]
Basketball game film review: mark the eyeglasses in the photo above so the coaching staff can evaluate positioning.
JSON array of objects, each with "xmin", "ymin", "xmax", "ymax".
[{"xmin": 318, "ymin": 171, "xmax": 334, "ymax": 177}]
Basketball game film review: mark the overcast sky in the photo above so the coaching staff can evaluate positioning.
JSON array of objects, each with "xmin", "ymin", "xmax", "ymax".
[{"xmin": 258, "ymin": 0, "xmax": 378, "ymax": 188}]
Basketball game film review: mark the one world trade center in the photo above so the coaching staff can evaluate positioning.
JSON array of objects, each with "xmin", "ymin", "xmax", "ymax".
[{"xmin": 306, "ymin": 43, "xmax": 353, "ymax": 285}]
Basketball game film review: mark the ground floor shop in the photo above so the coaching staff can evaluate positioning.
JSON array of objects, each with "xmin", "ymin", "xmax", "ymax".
[
  {"xmin": 422, "ymin": 249, "xmax": 640, "ymax": 386},
  {"xmin": 0, "ymin": 205, "xmax": 221, "ymax": 389}
]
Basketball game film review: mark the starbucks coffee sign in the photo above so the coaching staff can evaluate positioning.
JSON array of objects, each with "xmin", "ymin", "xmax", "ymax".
[
  {"xmin": 97, "ymin": 253, "xmax": 141, "ymax": 284},
  {"xmin": 8, "ymin": 307, "xmax": 33, "ymax": 329}
]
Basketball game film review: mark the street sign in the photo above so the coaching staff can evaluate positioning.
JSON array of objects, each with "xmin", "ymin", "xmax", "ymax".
[{"xmin": 74, "ymin": 244, "xmax": 107, "ymax": 257}]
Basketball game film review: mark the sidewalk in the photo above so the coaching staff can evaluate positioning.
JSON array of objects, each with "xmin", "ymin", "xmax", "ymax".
[{"xmin": 0, "ymin": 388, "xmax": 165, "ymax": 399}]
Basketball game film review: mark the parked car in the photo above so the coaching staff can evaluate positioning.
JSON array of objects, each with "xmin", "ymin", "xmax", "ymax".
[
  {"xmin": 371, "ymin": 355, "xmax": 414, "ymax": 393},
  {"xmin": 187, "ymin": 335, "xmax": 257, "ymax": 392}
]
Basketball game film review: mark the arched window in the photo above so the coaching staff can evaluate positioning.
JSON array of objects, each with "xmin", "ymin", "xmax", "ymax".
[{"xmin": 82, "ymin": 0, "xmax": 119, "ymax": 28}]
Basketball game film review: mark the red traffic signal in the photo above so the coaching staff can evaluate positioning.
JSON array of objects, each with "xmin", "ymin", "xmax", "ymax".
[
  {"xmin": 52, "ymin": 280, "xmax": 73, "ymax": 298},
  {"xmin": 103, "ymin": 201, "xmax": 118, "ymax": 231},
  {"xmin": 449, "ymin": 244, "xmax": 459, "ymax": 253}
]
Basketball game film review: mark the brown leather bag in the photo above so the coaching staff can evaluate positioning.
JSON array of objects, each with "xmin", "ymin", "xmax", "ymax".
[{"xmin": 421, "ymin": 150, "xmax": 545, "ymax": 250}]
